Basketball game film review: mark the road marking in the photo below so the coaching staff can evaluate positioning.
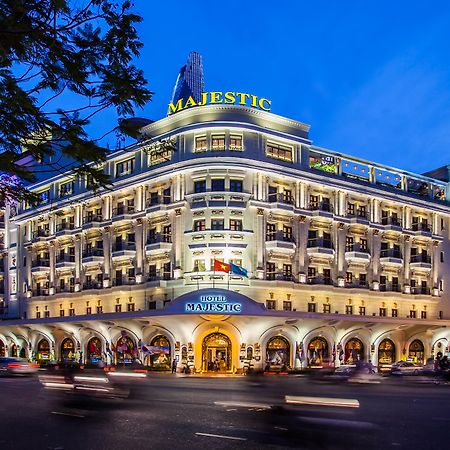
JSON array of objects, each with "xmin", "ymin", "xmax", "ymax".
[
  {"xmin": 286, "ymin": 395, "xmax": 360, "ymax": 408},
  {"xmin": 214, "ymin": 400, "xmax": 272, "ymax": 409},
  {"xmin": 195, "ymin": 432, "xmax": 247, "ymax": 441},
  {"xmin": 51, "ymin": 411, "xmax": 85, "ymax": 418},
  {"xmin": 298, "ymin": 416, "xmax": 376, "ymax": 429}
]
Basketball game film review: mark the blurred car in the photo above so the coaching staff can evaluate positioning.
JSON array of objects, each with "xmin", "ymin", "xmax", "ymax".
[
  {"xmin": 391, "ymin": 361, "xmax": 423, "ymax": 375},
  {"xmin": 0, "ymin": 357, "xmax": 39, "ymax": 375},
  {"xmin": 332, "ymin": 364, "xmax": 356, "ymax": 380}
]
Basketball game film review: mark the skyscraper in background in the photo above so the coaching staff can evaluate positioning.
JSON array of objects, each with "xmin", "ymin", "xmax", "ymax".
[{"xmin": 170, "ymin": 52, "xmax": 204, "ymax": 107}]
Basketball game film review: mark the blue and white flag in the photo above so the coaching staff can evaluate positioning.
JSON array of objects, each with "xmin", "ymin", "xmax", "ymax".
[{"xmin": 229, "ymin": 262, "xmax": 248, "ymax": 278}]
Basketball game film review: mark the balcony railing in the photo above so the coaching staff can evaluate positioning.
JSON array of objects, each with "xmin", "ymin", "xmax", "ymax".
[
  {"xmin": 56, "ymin": 286, "xmax": 75, "ymax": 293},
  {"xmin": 32, "ymin": 289, "xmax": 49, "ymax": 296},
  {"xmin": 56, "ymin": 254, "xmax": 75, "ymax": 263},
  {"xmin": 309, "ymin": 202, "xmax": 333, "ymax": 213},
  {"xmin": 112, "ymin": 205, "xmax": 135, "ymax": 216},
  {"xmin": 56, "ymin": 222, "xmax": 75, "ymax": 232},
  {"xmin": 147, "ymin": 234, "xmax": 172, "ymax": 244},
  {"xmin": 346, "ymin": 281, "xmax": 369, "ymax": 289},
  {"xmin": 268, "ymin": 193, "xmax": 294, "ymax": 204},
  {"xmin": 307, "ymin": 238, "xmax": 333, "ymax": 249},
  {"xmin": 411, "ymin": 286, "xmax": 431, "ymax": 295},
  {"xmin": 411, "ymin": 222, "xmax": 431, "ymax": 232},
  {"xmin": 265, "ymin": 231, "xmax": 295, "ymax": 243},
  {"xmin": 347, "ymin": 209, "xmax": 370, "ymax": 220},
  {"xmin": 410, "ymin": 254, "xmax": 431, "ymax": 264},
  {"xmin": 380, "ymin": 249, "xmax": 402, "ymax": 259},
  {"xmin": 146, "ymin": 196, "xmax": 171, "ymax": 207},
  {"xmin": 82, "ymin": 248, "xmax": 104, "ymax": 258},
  {"xmin": 112, "ymin": 277, "xmax": 136, "ymax": 286},
  {"xmin": 112, "ymin": 242, "xmax": 136, "ymax": 252},
  {"xmin": 32, "ymin": 229, "xmax": 50, "ymax": 239},
  {"xmin": 83, "ymin": 214, "xmax": 103, "ymax": 224},
  {"xmin": 345, "ymin": 243, "xmax": 370, "ymax": 253},
  {"xmin": 83, "ymin": 281, "xmax": 102, "ymax": 290},
  {"xmin": 307, "ymin": 276, "xmax": 333, "ymax": 285},
  {"xmin": 379, "ymin": 283, "xmax": 401, "ymax": 292},
  {"xmin": 381, "ymin": 216, "xmax": 402, "ymax": 227},
  {"xmin": 32, "ymin": 259, "xmax": 50, "ymax": 268}
]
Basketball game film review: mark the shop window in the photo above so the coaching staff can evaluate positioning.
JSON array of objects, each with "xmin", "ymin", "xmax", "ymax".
[
  {"xmin": 283, "ymin": 301, "xmax": 292, "ymax": 311},
  {"xmin": 229, "ymin": 219, "xmax": 243, "ymax": 231},
  {"xmin": 230, "ymin": 135, "xmax": 243, "ymax": 151},
  {"xmin": 230, "ymin": 179, "xmax": 243, "ymax": 192},
  {"xmin": 115, "ymin": 158, "xmax": 134, "ymax": 178},
  {"xmin": 211, "ymin": 134, "xmax": 225, "ymax": 150},
  {"xmin": 194, "ymin": 180, "xmax": 206, "ymax": 193},
  {"xmin": 194, "ymin": 136, "xmax": 207, "ymax": 152},
  {"xmin": 345, "ymin": 338, "xmax": 364, "ymax": 364},
  {"xmin": 266, "ymin": 300, "xmax": 276, "ymax": 310},
  {"xmin": 308, "ymin": 337, "xmax": 329, "ymax": 367},
  {"xmin": 266, "ymin": 336, "xmax": 290, "ymax": 369},
  {"xmin": 266, "ymin": 142, "xmax": 293, "ymax": 162}
]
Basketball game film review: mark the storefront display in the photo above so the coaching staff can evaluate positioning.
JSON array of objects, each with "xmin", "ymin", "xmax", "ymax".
[
  {"xmin": 87, "ymin": 337, "xmax": 103, "ymax": 364},
  {"xmin": 308, "ymin": 337, "xmax": 329, "ymax": 367},
  {"xmin": 61, "ymin": 338, "xmax": 75, "ymax": 362},
  {"xmin": 266, "ymin": 336, "xmax": 290, "ymax": 370},
  {"xmin": 0, "ymin": 339, "xmax": 5, "ymax": 357},
  {"xmin": 36, "ymin": 339, "xmax": 50, "ymax": 363},
  {"xmin": 408, "ymin": 340, "xmax": 425, "ymax": 364},
  {"xmin": 115, "ymin": 331, "xmax": 137, "ymax": 364},
  {"xmin": 344, "ymin": 338, "xmax": 364, "ymax": 364},
  {"xmin": 378, "ymin": 339, "xmax": 396, "ymax": 366}
]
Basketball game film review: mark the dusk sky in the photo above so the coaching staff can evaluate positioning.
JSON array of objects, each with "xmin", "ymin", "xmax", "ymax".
[{"xmin": 103, "ymin": 1, "xmax": 450, "ymax": 174}]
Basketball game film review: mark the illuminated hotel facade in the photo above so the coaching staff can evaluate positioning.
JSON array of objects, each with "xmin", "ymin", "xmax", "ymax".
[{"xmin": 0, "ymin": 100, "xmax": 450, "ymax": 372}]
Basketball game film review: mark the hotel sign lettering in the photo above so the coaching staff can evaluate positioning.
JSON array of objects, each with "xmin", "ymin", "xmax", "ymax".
[
  {"xmin": 185, "ymin": 294, "xmax": 242, "ymax": 314},
  {"xmin": 168, "ymin": 92, "xmax": 271, "ymax": 115}
]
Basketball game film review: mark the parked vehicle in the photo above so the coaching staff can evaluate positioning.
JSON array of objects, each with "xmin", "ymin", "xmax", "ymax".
[
  {"xmin": 391, "ymin": 361, "xmax": 423, "ymax": 375},
  {"xmin": 0, "ymin": 357, "xmax": 39, "ymax": 375}
]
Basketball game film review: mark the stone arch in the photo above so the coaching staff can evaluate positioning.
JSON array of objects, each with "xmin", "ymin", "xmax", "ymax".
[
  {"xmin": 307, "ymin": 336, "xmax": 330, "ymax": 367},
  {"xmin": 378, "ymin": 338, "xmax": 396, "ymax": 367},
  {"xmin": 60, "ymin": 337, "xmax": 76, "ymax": 362},
  {"xmin": 265, "ymin": 335, "xmax": 291, "ymax": 371},
  {"xmin": 343, "ymin": 337, "xmax": 365, "ymax": 364},
  {"xmin": 259, "ymin": 325, "xmax": 299, "ymax": 369}
]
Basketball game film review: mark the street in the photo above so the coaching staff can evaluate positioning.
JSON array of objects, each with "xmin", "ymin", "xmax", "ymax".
[{"xmin": 1, "ymin": 373, "xmax": 450, "ymax": 450}]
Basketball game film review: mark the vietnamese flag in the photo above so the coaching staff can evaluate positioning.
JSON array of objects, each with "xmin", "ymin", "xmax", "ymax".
[{"xmin": 213, "ymin": 259, "xmax": 231, "ymax": 273}]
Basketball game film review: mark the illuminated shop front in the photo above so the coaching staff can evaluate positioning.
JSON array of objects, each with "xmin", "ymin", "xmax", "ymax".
[
  {"xmin": 378, "ymin": 339, "xmax": 396, "ymax": 366},
  {"xmin": 61, "ymin": 338, "xmax": 76, "ymax": 362},
  {"xmin": 0, "ymin": 339, "xmax": 5, "ymax": 357},
  {"xmin": 308, "ymin": 337, "xmax": 329, "ymax": 367},
  {"xmin": 408, "ymin": 340, "xmax": 425, "ymax": 364},
  {"xmin": 344, "ymin": 338, "xmax": 365, "ymax": 364},
  {"xmin": 202, "ymin": 333, "xmax": 232, "ymax": 372},
  {"xmin": 87, "ymin": 337, "xmax": 103, "ymax": 364},
  {"xmin": 266, "ymin": 336, "xmax": 290, "ymax": 370},
  {"xmin": 36, "ymin": 339, "xmax": 51, "ymax": 364}
]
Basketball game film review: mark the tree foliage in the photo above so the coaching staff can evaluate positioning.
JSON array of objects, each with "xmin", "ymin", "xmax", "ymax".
[{"xmin": 0, "ymin": 0, "xmax": 152, "ymax": 203}]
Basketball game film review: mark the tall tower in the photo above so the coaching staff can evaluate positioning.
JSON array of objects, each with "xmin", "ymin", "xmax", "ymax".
[{"xmin": 171, "ymin": 52, "xmax": 204, "ymax": 106}]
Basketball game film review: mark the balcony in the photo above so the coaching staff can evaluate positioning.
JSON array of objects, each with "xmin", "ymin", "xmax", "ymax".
[
  {"xmin": 112, "ymin": 276, "xmax": 136, "ymax": 287},
  {"xmin": 31, "ymin": 229, "xmax": 50, "ymax": 241},
  {"xmin": 55, "ymin": 286, "xmax": 75, "ymax": 294},
  {"xmin": 55, "ymin": 222, "xmax": 75, "ymax": 235},
  {"xmin": 32, "ymin": 289, "xmax": 50, "ymax": 297},
  {"xmin": 307, "ymin": 276, "xmax": 333, "ymax": 286},
  {"xmin": 268, "ymin": 193, "xmax": 295, "ymax": 208},
  {"xmin": 112, "ymin": 242, "xmax": 136, "ymax": 258},
  {"xmin": 411, "ymin": 222, "xmax": 432, "ymax": 235},
  {"xmin": 82, "ymin": 248, "xmax": 104, "ymax": 263},
  {"xmin": 31, "ymin": 259, "xmax": 50, "ymax": 272},
  {"xmin": 82, "ymin": 214, "xmax": 103, "ymax": 229},
  {"xmin": 411, "ymin": 286, "xmax": 431, "ymax": 295},
  {"xmin": 345, "ymin": 281, "xmax": 369, "ymax": 289},
  {"xmin": 347, "ymin": 209, "xmax": 370, "ymax": 224},
  {"xmin": 381, "ymin": 216, "xmax": 402, "ymax": 230},
  {"xmin": 145, "ymin": 234, "xmax": 172, "ymax": 254},
  {"xmin": 379, "ymin": 283, "xmax": 401, "ymax": 292},
  {"xmin": 56, "ymin": 254, "xmax": 76, "ymax": 268},
  {"xmin": 309, "ymin": 202, "xmax": 334, "ymax": 216},
  {"xmin": 265, "ymin": 231, "xmax": 296, "ymax": 253},
  {"xmin": 112, "ymin": 205, "xmax": 136, "ymax": 219},
  {"xmin": 345, "ymin": 243, "xmax": 371, "ymax": 263},
  {"xmin": 307, "ymin": 238, "xmax": 334, "ymax": 257},
  {"xmin": 380, "ymin": 249, "xmax": 403, "ymax": 266},
  {"xmin": 410, "ymin": 254, "xmax": 432, "ymax": 270},
  {"xmin": 83, "ymin": 281, "xmax": 103, "ymax": 290}
]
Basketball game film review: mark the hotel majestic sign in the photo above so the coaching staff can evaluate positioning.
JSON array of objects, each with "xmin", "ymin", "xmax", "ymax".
[
  {"xmin": 168, "ymin": 92, "xmax": 271, "ymax": 115},
  {"xmin": 185, "ymin": 294, "xmax": 242, "ymax": 313}
]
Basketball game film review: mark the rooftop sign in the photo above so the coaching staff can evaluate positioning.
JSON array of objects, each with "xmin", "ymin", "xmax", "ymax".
[{"xmin": 167, "ymin": 91, "xmax": 271, "ymax": 115}]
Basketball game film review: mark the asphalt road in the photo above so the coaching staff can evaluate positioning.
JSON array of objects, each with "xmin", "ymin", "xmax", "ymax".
[{"xmin": 1, "ymin": 373, "xmax": 450, "ymax": 450}]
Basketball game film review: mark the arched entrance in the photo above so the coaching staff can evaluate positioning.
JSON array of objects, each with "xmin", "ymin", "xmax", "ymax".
[
  {"xmin": 61, "ymin": 338, "xmax": 76, "ymax": 362},
  {"xmin": 378, "ymin": 339, "xmax": 396, "ymax": 366},
  {"xmin": 115, "ymin": 332, "xmax": 136, "ymax": 365},
  {"xmin": 10, "ymin": 344, "xmax": 17, "ymax": 358},
  {"xmin": 87, "ymin": 337, "xmax": 103, "ymax": 364},
  {"xmin": 202, "ymin": 333, "xmax": 232, "ymax": 372},
  {"xmin": 36, "ymin": 339, "xmax": 50, "ymax": 364},
  {"xmin": 344, "ymin": 338, "xmax": 364, "ymax": 364},
  {"xmin": 308, "ymin": 337, "xmax": 329, "ymax": 367},
  {"xmin": 408, "ymin": 340, "xmax": 425, "ymax": 364},
  {"xmin": 149, "ymin": 335, "xmax": 171, "ymax": 371},
  {"xmin": 19, "ymin": 348, "xmax": 26, "ymax": 359},
  {"xmin": 266, "ymin": 336, "xmax": 290, "ymax": 370},
  {"xmin": 0, "ymin": 339, "xmax": 5, "ymax": 357}
]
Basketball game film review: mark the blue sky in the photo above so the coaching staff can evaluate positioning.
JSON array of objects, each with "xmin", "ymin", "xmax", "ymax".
[{"xmin": 105, "ymin": 1, "xmax": 450, "ymax": 174}]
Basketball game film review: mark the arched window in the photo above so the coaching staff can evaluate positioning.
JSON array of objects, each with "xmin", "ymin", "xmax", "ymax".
[
  {"xmin": 202, "ymin": 333, "xmax": 232, "ymax": 372},
  {"xmin": 87, "ymin": 337, "xmax": 102, "ymax": 364},
  {"xmin": 10, "ymin": 344, "xmax": 17, "ymax": 358},
  {"xmin": 308, "ymin": 337, "xmax": 329, "ymax": 367},
  {"xmin": 0, "ymin": 339, "xmax": 5, "ymax": 357},
  {"xmin": 61, "ymin": 338, "xmax": 75, "ymax": 362},
  {"xmin": 378, "ymin": 339, "xmax": 395, "ymax": 366},
  {"xmin": 37, "ymin": 339, "xmax": 50, "ymax": 362},
  {"xmin": 344, "ymin": 338, "xmax": 364, "ymax": 364},
  {"xmin": 266, "ymin": 336, "xmax": 290, "ymax": 370},
  {"xmin": 149, "ymin": 335, "xmax": 171, "ymax": 370},
  {"xmin": 115, "ymin": 334, "xmax": 136, "ymax": 364},
  {"xmin": 408, "ymin": 340, "xmax": 425, "ymax": 364}
]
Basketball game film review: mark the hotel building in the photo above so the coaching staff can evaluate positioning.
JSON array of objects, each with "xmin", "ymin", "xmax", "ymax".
[{"xmin": 0, "ymin": 99, "xmax": 449, "ymax": 372}]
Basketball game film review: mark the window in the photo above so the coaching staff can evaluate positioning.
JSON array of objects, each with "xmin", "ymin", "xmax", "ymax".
[
  {"xmin": 148, "ymin": 301, "xmax": 157, "ymax": 310},
  {"xmin": 211, "ymin": 134, "xmax": 225, "ymax": 150},
  {"xmin": 86, "ymin": 307, "xmax": 92, "ymax": 315},
  {"xmin": 346, "ymin": 272, "xmax": 353, "ymax": 284},
  {"xmin": 115, "ymin": 158, "xmax": 134, "ymax": 177},
  {"xmin": 283, "ymin": 264, "xmax": 292, "ymax": 281},
  {"xmin": 69, "ymin": 308, "xmax": 75, "ymax": 316},
  {"xmin": 194, "ymin": 180, "xmax": 206, "ymax": 193},
  {"xmin": 229, "ymin": 219, "xmax": 243, "ymax": 231},
  {"xmin": 359, "ymin": 273, "xmax": 367, "ymax": 286},
  {"xmin": 421, "ymin": 311, "xmax": 427, "ymax": 319},
  {"xmin": 230, "ymin": 135, "xmax": 242, "ymax": 151},
  {"xmin": 266, "ymin": 262, "xmax": 276, "ymax": 280},
  {"xmin": 360, "ymin": 239, "xmax": 368, "ymax": 251},
  {"xmin": 44, "ymin": 311, "xmax": 50, "ymax": 318},
  {"xmin": 162, "ymin": 225, "xmax": 171, "ymax": 243},
  {"xmin": 308, "ymin": 267, "xmax": 316, "ymax": 280},
  {"xmin": 229, "ymin": 259, "xmax": 242, "ymax": 267},
  {"xmin": 323, "ymin": 269, "xmax": 332, "ymax": 285},
  {"xmin": 283, "ymin": 225, "xmax": 293, "ymax": 242},
  {"xmin": 193, "ymin": 219, "xmax": 206, "ymax": 231},
  {"xmin": 230, "ymin": 179, "xmax": 243, "ymax": 192},
  {"xmin": 38, "ymin": 190, "xmax": 50, "ymax": 204},
  {"xmin": 115, "ymin": 304, "xmax": 122, "ymax": 313},
  {"xmin": 345, "ymin": 237, "xmax": 354, "ymax": 252},
  {"xmin": 391, "ymin": 308, "xmax": 398, "ymax": 317},
  {"xmin": 193, "ymin": 260, "xmax": 206, "ymax": 272},
  {"xmin": 36, "ymin": 312, "xmax": 41, "ymax": 319},
  {"xmin": 163, "ymin": 187, "xmax": 171, "ymax": 204},
  {"xmin": 266, "ymin": 223, "xmax": 276, "ymax": 241},
  {"xmin": 440, "ymin": 280, "xmax": 444, "ymax": 291},
  {"xmin": 266, "ymin": 300, "xmax": 276, "ymax": 310},
  {"xmin": 127, "ymin": 303, "xmax": 135, "ymax": 312},
  {"xmin": 59, "ymin": 309, "xmax": 65, "ymax": 317},
  {"xmin": 96, "ymin": 306, "xmax": 103, "ymax": 314},
  {"xmin": 148, "ymin": 264, "xmax": 157, "ymax": 280},
  {"xmin": 347, "ymin": 203, "xmax": 355, "ymax": 215},
  {"xmin": 149, "ymin": 147, "xmax": 172, "ymax": 166},
  {"xmin": 283, "ymin": 301, "xmax": 292, "ymax": 311},
  {"xmin": 282, "ymin": 189, "xmax": 293, "ymax": 204},
  {"xmin": 60, "ymin": 181, "xmax": 74, "ymax": 197},
  {"xmin": 268, "ymin": 185, "xmax": 278, "ymax": 203},
  {"xmin": 346, "ymin": 305, "xmax": 353, "ymax": 315},
  {"xmin": 359, "ymin": 306, "xmax": 366, "ymax": 316},
  {"xmin": 323, "ymin": 304, "xmax": 331, "ymax": 313},
  {"xmin": 410, "ymin": 310, "xmax": 417, "ymax": 319},
  {"xmin": 266, "ymin": 142, "xmax": 293, "ymax": 162},
  {"xmin": 211, "ymin": 219, "xmax": 224, "ymax": 230},
  {"xmin": 308, "ymin": 303, "xmax": 316, "ymax": 313},
  {"xmin": 441, "ymin": 252, "xmax": 444, "ymax": 263},
  {"xmin": 379, "ymin": 308, "xmax": 387, "ymax": 317},
  {"xmin": 195, "ymin": 136, "xmax": 207, "ymax": 152},
  {"xmin": 211, "ymin": 179, "xmax": 225, "ymax": 191}
]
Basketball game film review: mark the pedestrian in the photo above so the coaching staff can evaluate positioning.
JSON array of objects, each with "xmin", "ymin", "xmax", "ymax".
[{"xmin": 172, "ymin": 357, "xmax": 177, "ymax": 373}]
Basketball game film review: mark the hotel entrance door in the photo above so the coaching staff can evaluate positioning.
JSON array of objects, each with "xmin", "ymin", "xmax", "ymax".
[{"xmin": 202, "ymin": 333, "xmax": 232, "ymax": 372}]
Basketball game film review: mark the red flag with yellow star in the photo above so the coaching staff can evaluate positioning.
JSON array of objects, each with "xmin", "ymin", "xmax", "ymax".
[{"xmin": 213, "ymin": 259, "xmax": 230, "ymax": 273}]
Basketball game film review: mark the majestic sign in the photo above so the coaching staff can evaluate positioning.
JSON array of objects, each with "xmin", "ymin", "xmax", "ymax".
[
  {"xmin": 167, "ymin": 91, "xmax": 271, "ymax": 115},
  {"xmin": 185, "ymin": 294, "xmax": 242, "ymax": 314}
]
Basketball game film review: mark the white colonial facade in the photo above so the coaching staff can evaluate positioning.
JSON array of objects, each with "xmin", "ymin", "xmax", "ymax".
[{"xmin": 0, "ymin": 104, "xmax": 450, "ymax": 372}]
